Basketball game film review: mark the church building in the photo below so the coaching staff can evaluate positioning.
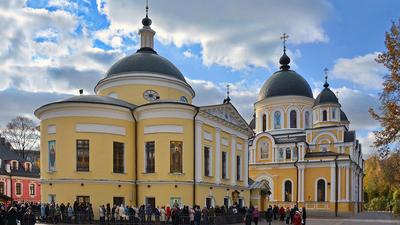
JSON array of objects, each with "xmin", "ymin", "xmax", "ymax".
[
  {"xmin": 35, "ymin": 6, "xmax": 253, "ymax": 216},
  {"xmin": 248, "ymin": 41, "xmax": 364, "ymax": 215}
]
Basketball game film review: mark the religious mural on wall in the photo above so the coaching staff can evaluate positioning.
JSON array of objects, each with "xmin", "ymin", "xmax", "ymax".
[
  {"xmin": 170, "ymin": 141, "xmax": 183, "ymax": 173},
  {"xmin": 48, "ymin": 140, "xmax": 56, "ymax": 171}
]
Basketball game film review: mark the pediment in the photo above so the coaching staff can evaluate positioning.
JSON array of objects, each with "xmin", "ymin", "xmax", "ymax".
[{"xmin": 200, "ymin": 103, "xmax": 251, "ymax": 133}]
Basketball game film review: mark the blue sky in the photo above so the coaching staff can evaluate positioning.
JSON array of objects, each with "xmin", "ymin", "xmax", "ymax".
[{"xmin": 0, "ymin": 0, "xmax": 398, "ymax": 154}]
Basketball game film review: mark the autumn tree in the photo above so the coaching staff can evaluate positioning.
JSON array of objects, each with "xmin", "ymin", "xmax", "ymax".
[
  {"xmin": 369, "ymin": 20, "xmax": 400, "ymax": 157},
  {"xmin": 1, "ymin": 116, "xmax": 39, "ymax": 159}
]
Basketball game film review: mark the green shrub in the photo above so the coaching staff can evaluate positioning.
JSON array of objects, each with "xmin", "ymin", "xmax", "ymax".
[
  {"xmin": 393, "ymin": 200, "xmax": 400, "ymax": 215},
  {"xmin": 368, "ymin": 197, "xmax": 388, "ymax": 211}
]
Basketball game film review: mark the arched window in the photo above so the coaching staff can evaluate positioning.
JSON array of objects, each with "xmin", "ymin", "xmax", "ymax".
[
  {"xmin": 284, "ymin": 180, "xmax": 292, "ymax": 202},
  {"xmin": 317, "ymin": 179, "xmax": 326, "ymax": 202},
  {"xmin": 279, "ymin": 148, "xmax": 284, "ymax": 161},
  {"xmin": 274, "ymin": 111, "xmax": 281, "ymax": 129},
  {"xmin": 262, "ymin": 114, "xmax": 267, "ymax": 131},
  {"xmin": 332, "ymin": 108, "xmax": 336, "ymax": 120},
  {"xmin": 305, "ymin": 111, "xmax": 310, "ymax": 129},
  {"xmin": 285, "ymin": 147, "xmax": 291, "ymax": 160},
  {"xmin": 260, "ymin": 141, "xmax": 269, "ymax": 159},
  {"xmin": 322, "ymin": 110, "xmax": 328, "ymax": 121},
  {"xmin": 290, "ymin": 110, "xmax": 297, "ymax": 128}
]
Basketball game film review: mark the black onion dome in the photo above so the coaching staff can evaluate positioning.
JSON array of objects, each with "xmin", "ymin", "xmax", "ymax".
[
  {"xmin": 314, "ymin": 86, "xmax": 339, "ymax": 106},
  {"xmin": 258, "ymin": 70, "xmax": 313, "ymax": 100},
  {"xmin": 279, "ymin": 52, "xmax": 291, "ymax": 70},
  {"xmin": 142, "ymin": 15, "xmax": 152, "ymax": 26},
  {"xmin": 105, "ymin": 48, "xmax": 187, "ymax": 83},
  {"xmin": 340, "ymin": 109, "xmax": 349, "ymax": 122}
]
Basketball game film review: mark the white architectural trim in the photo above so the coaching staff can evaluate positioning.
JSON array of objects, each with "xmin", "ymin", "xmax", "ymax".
[
  {"xmin": 197, "ymin": 115, "xmax": 249, "ymax": 139},
  {"xmin": 36, "ymin": 103, "xmax": 133, "ymax": 121},
  {"xmin": 195, "ymin": 120, "xmax": 203, "ymax": 182},
  {"xmin": 244, "ymin": 141, "xmax": 249, "ymax": 187},
  {"xmin": 204, "ymin": 131, "xmax": 213, "ymax": 141},
  {"xmin": 314, "ymin": 177, "xmax": 328, "ymax": 202},
  {"xmin": 76, "ymin": 124, "xmax": 126, "ymax": 136},
  {"xmin": 47, "ymin": 125, "xmax": 56, "ymax": 134},
  {"xmin": 311, "ymin": 131, "xmax": 338, "ymax": 144},
  {"xmin": 144, "ymin": 125, "xmax": 184, "ymax": 134},
  {"xmin": 230, "ymin": 135, "xmax": 236, "ymax": 186},
  {"xmin": 95, "ymin": 72, "xmax": 195, "ymax": 98},
  {"xmin": 215, "ymin": 128, "xmax": 221, "ymax": 184},
  {"xmin": 222, "ymin": 138, "xmax": 229, "ymax": 146},
  {"xmin": 282, "ymin": 178, "xmax": 294, "ymax": 202},
  {"xmin": 134, "ymin": 104, "xmax": 196, "ymax": 121},
  {"xmin": 255, "ymin": 174, "xmax": 274, "ymax": 201},
  {"xmin": 330, "ymin": 165, "xmax": 336, "ymax": 202},
  {"xmin": 236, "ymin": 143, "xmax": 243, "ymax": 150}
]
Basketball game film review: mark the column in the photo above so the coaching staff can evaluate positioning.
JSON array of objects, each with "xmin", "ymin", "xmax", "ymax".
[
  {"xmin": 346, "ymin": 165, "xmax": 350, "ymax": 201},
  {"xmin": 231, "ymin": 135, "xmax": 237, "ymax": 186},
  {"xmin": 244, "ymin": 140, "xmax": 249, "ymax": 187},
  {"xmin": 338, "ymin": 166, "xmax": 341, "ymax": 201},
  {"xmin": 215, "ymin": 128, "xmax": 221, "ymax": 184},
  {"xmin": 300, "ymin": 167, "xmax": 305, "ymax": 202},
  {"xmin": 330, "ymin": 163, "xmax": 336, "ymax": 202},
  {"xmin": 195, "ymin": 120, "xmax": 203, "ymax": 182},
  {"xmin": 271, "ymin": 145, "xmax": 275, "ymax": 163}
]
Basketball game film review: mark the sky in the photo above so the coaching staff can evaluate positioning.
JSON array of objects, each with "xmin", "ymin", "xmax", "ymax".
[{"xmin": 0, "ymin": 0, "xmax": 398, "ymax": 155}]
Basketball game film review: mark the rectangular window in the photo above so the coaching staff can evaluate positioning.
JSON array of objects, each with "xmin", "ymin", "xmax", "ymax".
[
  {"xmin": 113, "ymin": 197, "xmax": 125, "ymax": 206},
  {"xmin": 223, "ymin": 197, "xmax": 229, "ymax": 208},
  {"xmin": 48, "ymin": 140, "xmax": 56, "ymax": 171},
  {"xmin": 222, "ymin": 152, "xmax": 227, "ymax": 179},
  {"xmin": 236, "ymin": 155, "xmax": 241, "ymax": 181},
  {"xmin": 204, "ymin": 146, "xmax": 211, "ymax": 176},
  {"xmin": 76, "ymin": 140, "xmax": 89, "ymax": 171},
  {"xmin": 76, "ymin": 196, "xmax": 90, "ymax": 203},
  {"xmin": 206, "ymin": 197, "xmax": 213, "ymax": 208},
  {"xmin": 16, "ymin": 183, "xmax": 22, "ymax": 195},
  {"xmin": 145, "ymin": 141, "xmax": 155, "ymax": 173},
  {"xmin": 170, "ymin": 141, "xmax": 183, "ymax": 173},
  {"xmin": 0, "ymin": 182, "xmax": 4, "ymax": 195},
  {"xmin": 113, "ymin": 142, "xmax": 124, "ymax": 173},
  {"xmin": 29, "ymin": 184, "xmax": 35, "ymax": 195}
]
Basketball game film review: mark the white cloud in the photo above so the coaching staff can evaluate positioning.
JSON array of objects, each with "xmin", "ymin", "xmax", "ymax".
[
  {"xmin": 188, "ymin": 78, "xmax": 259, "ymax": 122},
  {"xmin": 183, "ymin": 50, "xmax": 195, "ymax": 58},
  {"xmin": 332, "ymin": 86, "xmax": 379, "ymax": 131},
  {"xmin": 100, "ymin": 0, "xmax": 331, "ymax": 70},
  {"xmin": 332, "ymin": 52, "xmax": 385, "ymax": 89},
  {"xmin": 359, "ymin": 132, "xmax": 376, "ymax": 156}
]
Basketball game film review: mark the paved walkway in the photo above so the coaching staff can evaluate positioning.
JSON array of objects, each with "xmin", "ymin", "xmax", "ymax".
[{"xmin": 234, "ymin": 212, "xmax": 400, "ymax": 225}]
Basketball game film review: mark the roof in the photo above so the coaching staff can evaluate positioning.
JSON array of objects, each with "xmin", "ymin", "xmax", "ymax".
[
  {"xmin": 258, "ymin": 70, "xmax": 313, "ymax": 100},
  {"xmin": 249, "ymin": 179, "xmax": 271, "ymax": 190},
  {"xmin": 0, "ymin": 141, "xmax": 40, "ymax": 178},
  {"xmin": 105, "ymin": 48, "xmax": 187, "ymax": 83},
  {"xmin": 249, "ymin": 117, "xmax": 255, "ymax": 130},
  {"xmin": 37, "ymin": 95, "xmax": 136, "ymax": 111},
  {"xmin": 314, "ymin": 86, "xmax": 339, "ymax": 106},
  {"xmin": 340, "ymin": 109, "xmax": 349, "ymax": 122},
  {"xmin": 274, "ymin": 135, "xmax": 306, "ymax": 144},
  {"xmin": 304, "ymin": 151, "xmax": 338, "ymax": 158},
  {"xmin": 344, "ymin": 131, "xmax": 355, "ymax": 142}
]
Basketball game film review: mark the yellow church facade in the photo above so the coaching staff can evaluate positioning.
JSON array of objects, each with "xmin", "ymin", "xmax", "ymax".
[
  {"xmin": 35, "ymin": 9, "xmax": 253, "ymax": 217},
  {"xmin": 248, "ymin": 52, "xmax": 364, "ymax": 216}
]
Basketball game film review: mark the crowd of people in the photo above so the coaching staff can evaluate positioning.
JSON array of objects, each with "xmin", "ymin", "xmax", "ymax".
[
  {"xmin": 0, "ymin": 201, "xmax": 307, "ymax": 225},
  {"xmin": 244, "ymin": 204, "xmax": 307, "ymax": 225}
]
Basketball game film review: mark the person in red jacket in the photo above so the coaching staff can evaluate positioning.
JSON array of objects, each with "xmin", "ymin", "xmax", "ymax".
[
  {"xmin": 293, "ymin": 211, "xmax": 302, "ymax": 225},
  {"xmin": 279, "ymin": 206, "xmax": 285, "ymax": 221}
]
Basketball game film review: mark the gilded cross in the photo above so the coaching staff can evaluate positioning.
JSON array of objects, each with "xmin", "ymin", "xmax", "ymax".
[{"xmin": 280, "ymin": 33, "xmax": 289, "ymax": 52}]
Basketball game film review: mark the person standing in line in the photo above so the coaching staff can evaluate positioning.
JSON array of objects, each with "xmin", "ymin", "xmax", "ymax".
[
  {"xmin": 67, "ymin": 205, "xmax": 73, "ymax": 224},
  {"xmin": 160, "ymin": 206, "xmax": 166, "ymax": 224},
  {"xmin": 99, "ymin": 205, "xmax": 105, "ymax": 224},
  {"xmin": 244, "ymin": 207, "xmax": 252, "ymax": 225},
  {"xmin": 189, "ymin": 206, "xmax": 195, "ymax": 225},
  {"xmin": 266, "ymin": 206, "xmax": 273, "ymax": 225},
  {"xmin": 302, "ymin": 206, "xmax": 307, "ymax": 225},
  {"xmin": 285, "ymin": 207, "xmax": 290, "ymax": 224},
  {"xmin": 194, "ymin": 206, "xmax": 201, "ymax": 225},
  {"xmin": 252, "ymin": 206, "xmax": 260, "ymax": 225},
  {"xmin": 293, "ymin": 211, "xmax": 302, "ymax": 225}
]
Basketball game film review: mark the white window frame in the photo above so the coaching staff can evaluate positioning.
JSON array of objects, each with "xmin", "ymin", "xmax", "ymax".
[
  {"xmin": 144, "ymin": 141, "xmax": 155, "ymax": 173},
  {"xmin": 15, "ymin": 182, "xmax": 23, "ymax": 196},
  {"xmin": 282, "ymin": 178, "xmax": 293, "ymax": 202},
  {"xmin": 29, "ymin": 183, "xmax": 36, "ymax": 196},
  {"xmin": 315, "ymin": 177, "xmax": 328, "ymax": 202},
  {"xmin": 222, "ymin": 151, "xmax": 229, "ymax": 179},
  {"xmin": 204, "ymin": 145, "xmax": 213, "ymax": 177}
]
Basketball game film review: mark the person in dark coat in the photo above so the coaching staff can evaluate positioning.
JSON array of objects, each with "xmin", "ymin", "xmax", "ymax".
[
  {"xmin": 266, "ymin": 206, "xmax": 273, "ymax": 225},
  {"xmin": 244, "ymin": 207, "xmax": 252, "ymax": 225},
  {"xmin": 22, "ymin": 208, "xmax": 36, "ymax": 225},
  {"xmin": 7, "ymin": 207, "xmax": 18, "ymax": 225},
  {"xmin": 273, "ymin": 205, "xmax": 279, "ymax": 220},
  {"xmin": 302, "ymin": 206, "xmax": 307, "ymax": 225}
]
